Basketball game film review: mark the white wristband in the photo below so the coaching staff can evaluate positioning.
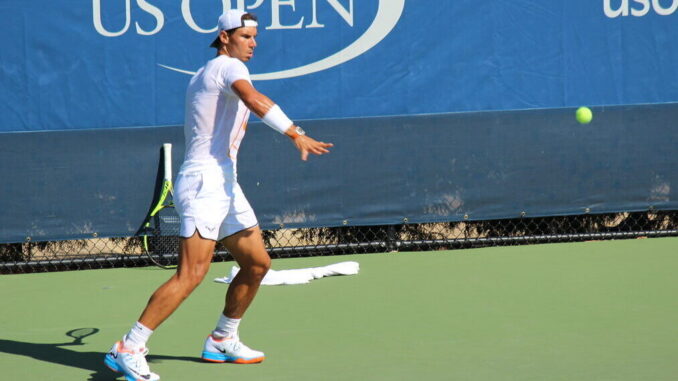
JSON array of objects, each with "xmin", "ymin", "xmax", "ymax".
[{"xmin": 261, "ymin": 105, "xmax": 293, "ymax": 134}]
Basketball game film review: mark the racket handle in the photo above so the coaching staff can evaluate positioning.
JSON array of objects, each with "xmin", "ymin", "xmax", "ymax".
[{"xmin": 163, "ymin": 143, "xmax": 172, "ymax": 182}]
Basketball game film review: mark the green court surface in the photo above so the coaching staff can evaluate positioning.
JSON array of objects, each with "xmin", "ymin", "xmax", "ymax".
[{"xmin": 1, "ymin": 237, "xmax": 676, "ymax": 380}]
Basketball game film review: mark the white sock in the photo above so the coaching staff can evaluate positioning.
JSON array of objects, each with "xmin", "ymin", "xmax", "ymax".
[
  {"xmin": 212, "ymin": 314, "xmax": 240, "ymax": 339},
  {"xmin": 123, "ymin": 321, "xmax": 153, "ymax": 349}
]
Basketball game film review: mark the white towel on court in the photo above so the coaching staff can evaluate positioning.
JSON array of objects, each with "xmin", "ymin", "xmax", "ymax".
[{"xmin": 214, "ymin": 261, "xmax": 359, "ymax": 286}]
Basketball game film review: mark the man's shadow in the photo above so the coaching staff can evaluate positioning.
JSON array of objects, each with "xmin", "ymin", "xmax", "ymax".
[{"xmin": 0, "ymin": 328, "xmax": 199, "ymax": 380}]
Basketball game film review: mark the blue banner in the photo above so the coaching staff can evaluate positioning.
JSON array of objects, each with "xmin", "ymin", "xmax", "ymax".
[
  {"xmin": 2, "ymin": 1, "xmax": 678, "ymax": 132},
  {"xmin": 1, "ymin": 104, "xmax": 676, "ymax": 243}
]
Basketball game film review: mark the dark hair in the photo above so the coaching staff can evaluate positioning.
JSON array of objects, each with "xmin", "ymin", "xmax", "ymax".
[{"xmin": 210, "ymin": 13, "xmax": 258, "ymax": 49}]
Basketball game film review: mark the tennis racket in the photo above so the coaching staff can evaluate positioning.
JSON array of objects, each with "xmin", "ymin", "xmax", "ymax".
[{"xmin": 141, "ymin": 143, "xmax": 180, "ymax": 269}]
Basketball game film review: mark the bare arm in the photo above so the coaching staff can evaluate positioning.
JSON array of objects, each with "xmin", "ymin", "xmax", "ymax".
[
  {"xmin": 231, "ymin": 79, "xmax": 333, "ymax": 161},
  {"xmin": 231, "ymin": 79, "xmax": 276, "ymax": 118}
]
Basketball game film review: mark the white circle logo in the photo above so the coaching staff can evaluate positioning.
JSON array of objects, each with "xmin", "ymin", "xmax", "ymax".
[{"xmin": 158, "ymin": 0, "xmax": 405, "ymax": 80}]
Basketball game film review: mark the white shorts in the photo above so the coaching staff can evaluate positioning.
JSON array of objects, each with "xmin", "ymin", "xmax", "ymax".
[{"xmin": 174, "ymin": 163, "xmax": 258, "ymax": 241}]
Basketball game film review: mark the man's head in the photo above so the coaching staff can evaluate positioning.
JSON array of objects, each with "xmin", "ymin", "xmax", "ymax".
[{"xmin": 211, "ymin": 10, "xmax": 258, "ymax": 62}]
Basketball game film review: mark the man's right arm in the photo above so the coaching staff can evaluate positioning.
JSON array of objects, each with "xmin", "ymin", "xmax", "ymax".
[{"xmin": 231, "ymin": 79, "xmax": 333, "ymax": 161}]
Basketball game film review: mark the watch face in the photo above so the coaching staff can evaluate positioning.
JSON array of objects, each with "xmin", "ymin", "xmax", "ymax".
[{"xmin": 296, "ymin": 127, "xmax": 306, "ymax": 135}]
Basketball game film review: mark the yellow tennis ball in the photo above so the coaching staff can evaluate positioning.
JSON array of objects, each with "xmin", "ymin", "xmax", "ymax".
[{"xmin": 576, "ymin": 106, "xmax": 593, "ymax": 124}]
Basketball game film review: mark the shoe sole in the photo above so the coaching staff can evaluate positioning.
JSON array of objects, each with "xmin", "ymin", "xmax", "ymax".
[
  {"xmin": 104, "ymin": 354, "xmax": 156, "ymax": 381},
  {"xmin": 201, "ymin": 351, "xmax": 265, "ymax": 364}
]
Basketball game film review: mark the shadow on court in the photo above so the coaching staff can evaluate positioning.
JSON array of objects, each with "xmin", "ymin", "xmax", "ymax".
[{"xmin": 0, "ymin": 328, "xmax": 199, "ymax": 381}]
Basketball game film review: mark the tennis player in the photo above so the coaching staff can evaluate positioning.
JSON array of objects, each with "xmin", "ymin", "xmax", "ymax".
[{"xmin": 105, "ymin": 10, "xmax": 332, "ymax": 381}]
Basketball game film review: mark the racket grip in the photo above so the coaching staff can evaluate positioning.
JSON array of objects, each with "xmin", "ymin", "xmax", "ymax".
[{"xmin": 163, "ymin": 143, "xmax": 172, "ymax": 182}]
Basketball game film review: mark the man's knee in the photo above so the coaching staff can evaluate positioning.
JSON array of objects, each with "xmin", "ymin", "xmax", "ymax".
[
  {"xmin": 177, "ymin": 262, "xmax": 210, "ymax": 290},
  {"xmin": 241, "ymin": 255, "xmax": 271, "ymax": 280},
  {"xmin": 190, "ymin": 266, "xmax": 210, "ymax": 285}
]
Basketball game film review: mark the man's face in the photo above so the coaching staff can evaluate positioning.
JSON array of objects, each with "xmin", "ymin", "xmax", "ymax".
[{"xmin": 224, "ymin": 26, "xmax": 258, "ymax": 62}]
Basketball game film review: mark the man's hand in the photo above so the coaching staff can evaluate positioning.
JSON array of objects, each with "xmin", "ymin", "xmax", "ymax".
[{"xmin": 292, "ymin": 135, "xmax": 333, "ymax": 161}]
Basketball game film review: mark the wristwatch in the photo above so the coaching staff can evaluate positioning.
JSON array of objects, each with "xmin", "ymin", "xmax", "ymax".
[{"xmin": 288, "ymin": 126, "xmax": 306, "ymax": 139}]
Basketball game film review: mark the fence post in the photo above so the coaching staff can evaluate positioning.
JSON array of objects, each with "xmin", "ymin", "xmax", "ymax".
[{"xmin": 386, "ymin": 225, "xmax": 398, "ymax": 252}]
